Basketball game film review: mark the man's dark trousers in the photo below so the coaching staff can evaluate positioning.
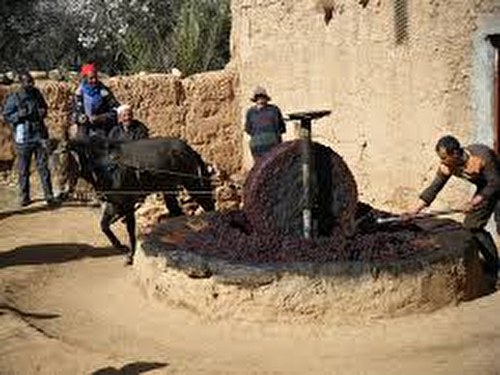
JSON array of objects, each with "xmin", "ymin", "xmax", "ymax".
[
  {"xmin": 16, "ymin": 140, "xmax": 53, "ymax": 203},
  {"xmin": 464, "ymin": 194, "xmax": 499, "ymax": 273}
]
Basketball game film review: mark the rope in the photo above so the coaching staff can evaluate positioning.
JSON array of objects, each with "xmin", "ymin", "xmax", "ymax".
[
  {"xmin": 126, "ymin": 166, "xmax": 213, "ymax": 182},
  {"xmin": 95, "ymin": 190, "xmax": 214, "ymax": 196},
  {"xmin": 60, "ymin": 143, "xmax": 214, "ymax": 182}
]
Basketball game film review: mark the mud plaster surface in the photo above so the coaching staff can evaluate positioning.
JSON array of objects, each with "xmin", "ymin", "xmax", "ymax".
[{"xmin": 133, "ymin": 215, "xmax": 495, "ymax": 323}]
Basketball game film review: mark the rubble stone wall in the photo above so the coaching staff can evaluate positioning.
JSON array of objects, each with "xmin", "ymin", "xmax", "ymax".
[{"xmin": 0, "ymin": 69, "xmax": 241, "ymax": 175}]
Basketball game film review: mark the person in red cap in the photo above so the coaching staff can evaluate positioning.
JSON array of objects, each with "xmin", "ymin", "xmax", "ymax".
[{"xmin": 72, "ymin": 63, "xmax": 120, "ymax": 139}]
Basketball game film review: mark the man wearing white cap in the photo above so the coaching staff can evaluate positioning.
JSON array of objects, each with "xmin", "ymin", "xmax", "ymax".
[
  {"xmin": 109, "ymin": 104, "xmax": 149, "ymax": 141},
  {"xmin": 245, "ymin": 86, "xmax": 286, "ymax": 160}
]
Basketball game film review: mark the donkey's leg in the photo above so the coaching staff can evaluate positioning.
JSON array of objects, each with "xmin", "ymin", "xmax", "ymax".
[
  {"xmin": 163, "ymin": 192, "xmax": 183, "ymax": 217},
  {"xmin": 100, "ymin": 202, "xmax": 126, "ymax": 250},
  {"xmin": 184, "ymin": 179, "xmax": 215, "ymax": 213},
  {"xmin": 124, "ymin": 210, "xmax": 136, "ymax": 265}
]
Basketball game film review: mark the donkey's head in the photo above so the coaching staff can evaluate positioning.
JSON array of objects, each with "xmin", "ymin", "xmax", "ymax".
[{"xmin": 175, "ymin": 144, "xmax": 216, "ymax": 213}]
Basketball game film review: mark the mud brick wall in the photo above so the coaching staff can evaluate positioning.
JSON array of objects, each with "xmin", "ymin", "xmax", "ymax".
[{"xmin": 0, "ymin": 69, "xmax": 242, "ymax": 175}]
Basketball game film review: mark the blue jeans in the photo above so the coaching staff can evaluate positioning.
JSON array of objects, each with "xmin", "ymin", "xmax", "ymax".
[{"xmin": 16, "ymin": 141, "xmax": 53, "ymax": 203}]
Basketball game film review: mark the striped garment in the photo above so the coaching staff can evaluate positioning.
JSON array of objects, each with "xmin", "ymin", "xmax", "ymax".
[{"xmin": 245, "ymin": 104, "xmax": 286, "ymax": 157}]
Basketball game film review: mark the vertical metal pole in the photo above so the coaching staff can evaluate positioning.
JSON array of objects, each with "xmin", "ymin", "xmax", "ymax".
[
  {"xmin": 301, "ymin": 118, "xmax": 312, "ymax": 240},
  {"xmin": 488, "ymin": 35, "xmax": 500, "ymax": 154},
  {"xmin": 495, "ymin": 48, "xmax": 500, "ymax": 154},
  {"xmin": 288, "ymin": 109, "xmax": 330, "ymax": 239}
]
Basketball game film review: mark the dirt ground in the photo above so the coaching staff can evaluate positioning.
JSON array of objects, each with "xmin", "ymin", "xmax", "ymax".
[{"xmin": 1, "ymin": 195, "xmax": 500, "ymax": 374}]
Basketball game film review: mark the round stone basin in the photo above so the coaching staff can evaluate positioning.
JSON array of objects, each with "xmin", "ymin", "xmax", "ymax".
[{"xmin": 134, "ymin": 212, "xmax": 496, "ymax": 323}]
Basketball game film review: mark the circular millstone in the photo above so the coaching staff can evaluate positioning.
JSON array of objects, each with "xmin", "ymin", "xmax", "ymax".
[
  {"xmin": 134, "ymin": 215, "xmax": 497, "ymax": 323},
  {"xmin": 243, "ymin": 140, "xmax": 358, "ymax": 237}
]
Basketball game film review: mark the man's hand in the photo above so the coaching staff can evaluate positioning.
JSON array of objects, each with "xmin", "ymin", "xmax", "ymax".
[
  {"xmin": 400, "ymin": 212, "xmax": 416, "ymax": 223},
  {"xmin": 401, "ymin": 199, "xmax": 428, "ymax": 223},
  {"xmin": 463, "ymin": 195, "xmax": 484, "ymax": 213},
  {"xmin": 77, "ymin": 113, "xmax": 88, "ymax": 124},
  {"xmin": 38, "ymin": 107, "xmax": 47, "ymax": 118},
  {"xmin": 18, "ymin": 107, "xmax": 29, "ymax": 119},
  {"xmin": 90, "ymin": 114, "xmax": 107, "ymax": 124}
]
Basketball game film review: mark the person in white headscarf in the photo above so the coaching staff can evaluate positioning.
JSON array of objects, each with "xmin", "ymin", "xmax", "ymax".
[{"xmin": 108, "ymin": 104, "xmax": 149, "ymax": 141}]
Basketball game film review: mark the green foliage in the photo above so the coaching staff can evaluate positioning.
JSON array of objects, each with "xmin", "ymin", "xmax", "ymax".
[
  {"xmin": 0, "ymin": 0, "xmax": 231, "ymax": 76},
  {"xmin": 172, "ymin": 0, "xmax": 231, "ymax": 76},
  {"xmin": 121, "ymin": 32, "xmax": 156, "ymax": 72}
]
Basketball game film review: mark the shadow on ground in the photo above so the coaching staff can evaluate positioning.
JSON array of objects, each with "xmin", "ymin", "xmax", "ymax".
[
  {"xmin": 91, "ymin": 361, "xmax": 168, "ymax": 375},
  {"xmin": 0, "ymin": 303, "xmax": 60, "ymax": 320},
  {"xmin": 0, "ymin": 200, "xmax": 100, "ymax": 221},
  {"xmin": 0, "ymin": 243, "xmax": 125, "ymax": 269}
]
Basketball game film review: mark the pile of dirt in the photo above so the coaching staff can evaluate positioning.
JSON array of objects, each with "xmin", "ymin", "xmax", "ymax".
[
  {"xmin": 136, "ymin": 194, "xmax": 170, "ymax": 235},
  {"xmin": 159, "ymin": 209, "xmax": 451, "ymax": 265}
]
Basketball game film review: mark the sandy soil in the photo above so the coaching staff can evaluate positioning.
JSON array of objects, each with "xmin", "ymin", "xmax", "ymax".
[{"xmin": 1, "ymin": 202, "xmax": 500, "ymax": 375}]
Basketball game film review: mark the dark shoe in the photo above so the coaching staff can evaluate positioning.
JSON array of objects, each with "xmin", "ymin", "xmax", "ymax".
[
  {"xmin": 57, "ymin": 191, "xmax": 70, "ymax": 202},
  {"xmin": 125, "ymin": 253, "xmax": 134, "ymax": 266},
  {"xmin": 46, "ymin": 197, "xmax": 61, "ymax": 208},
  {"xmin": 20, "ymin": 199, "xmax": 32, "ymax": 207}
]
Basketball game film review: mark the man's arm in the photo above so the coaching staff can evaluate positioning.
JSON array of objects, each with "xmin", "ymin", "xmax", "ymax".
[
  {"xmin": 72, "ymin": 89, "xmax": 87, "ymax": 125},
  {"xmin": 476, "ymin": 153, "xmax": 500, "ymax": 202},
  {"xmin": 107, "ymin": 125, "xmax": 120, "ymax": 140},
  {"xmin": 106, "ymin": 87, "xmax": 120, "ymax": 110},
  {"xmin": 245, "ymin": 109, "xmax": 253, "ymax": 135},
  {"xmin": 137, "ymin": 122, "xmax": 149, "ymax": 139},
  {"xmin": 402, "ymin": 166, "xmax": 451, "ymax": 219},
  {"xmin": 418, "ymin": 165, "xmax": 451, "ymax": 207},
  {"xmin": 2, "ymin": 94, "xmax": 21, "ymax": 125},
  {"xmin": 276, "ymin": 106, "xmax": 286, "ymax": 134},
  {"xmin": 92, "ymin": 86, "xmax": 119, "ymax": 126},
  {"xmin": 35, "ymin": 88, "xmax": 48, "ymax": 119}
]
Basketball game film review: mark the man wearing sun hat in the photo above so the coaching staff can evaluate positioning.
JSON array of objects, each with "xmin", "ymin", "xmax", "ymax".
[
  {"xmin": 72, "ymin": 62, "xmax": 120, "ymax": 139},
  {"xmin": 245, "ymin": 86, "xmax": 286, "ymax": 161}
]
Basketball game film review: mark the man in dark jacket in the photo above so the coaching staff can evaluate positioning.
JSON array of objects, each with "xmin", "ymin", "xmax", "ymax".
[
  {"xmin": 3, "ymin": 71, "xmax": 56, "ymax": 207},
  {"xmin": 73, "ymin": 63, "xmax": 119, "ymax": 139},
  {"xmin": 108, "ymin": 104, "xmax": 149, "ymax": 141},
  {"xmin": 107, "ymin": 104, "xmax": 149, "ymax": 194},
  {"xmin": 405, "ymin": 135, "xmax": 500, "ymax": 273},
  {"xmin": 245, "ymin": 86, "xmax": 286, "ymax": 161}
]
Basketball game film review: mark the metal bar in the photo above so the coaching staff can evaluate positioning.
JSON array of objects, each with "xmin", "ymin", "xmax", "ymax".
[
  {"xmin": 488, "ymin": 35, "xmax": 500, "ymax": 154},
  {"xmin": 94, "ymin": 190, "xmax": 214, "ymax": 195},
  {"xmin": 495, "ymin": 48, "xmax": 500, "ymax": 154},
  {"xmin": 375, "ymin": 208, "xmax": 463, "ymax": 225},
  {"xmin": 301, "ymin": 118, "xmax": 312, "ymax": 239},
  {"xmin": 287, "ymin": 110, "xmax": 331, "ymax": 239}
]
